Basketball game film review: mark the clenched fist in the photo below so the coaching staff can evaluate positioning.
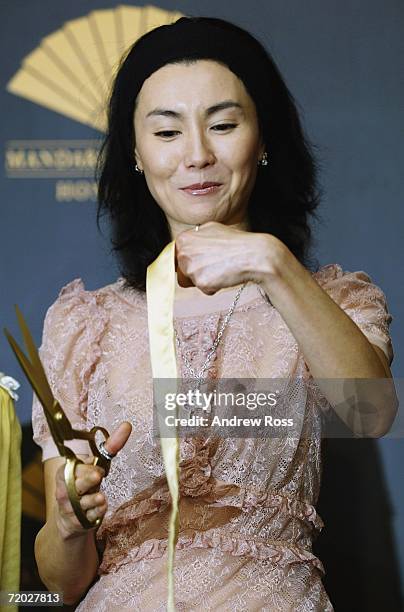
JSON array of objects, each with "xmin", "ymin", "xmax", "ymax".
[{"xmin": 54, "ymin": 421, "xmax": 132, "ymax": 539}]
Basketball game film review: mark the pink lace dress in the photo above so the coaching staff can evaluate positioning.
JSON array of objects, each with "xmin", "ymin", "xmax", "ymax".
[{"xmin": 32, "ymin": 264, "xmax": 393, "ymax": 611}]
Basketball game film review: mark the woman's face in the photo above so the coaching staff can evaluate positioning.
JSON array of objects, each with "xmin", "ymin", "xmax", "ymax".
[{"xmin": 134, "ymin": 60, "xmax": 265, "ymax": 236}]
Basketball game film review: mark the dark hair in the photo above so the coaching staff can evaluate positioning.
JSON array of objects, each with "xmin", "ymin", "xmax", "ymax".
[{"xmin": 96, "ymin": 16, "xmax": 322, "ymax": 292}]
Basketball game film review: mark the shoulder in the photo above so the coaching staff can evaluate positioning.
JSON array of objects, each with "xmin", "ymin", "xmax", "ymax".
[
  {"xmin": 310, "ymin": 263, "xmax": 393, "ymax": 362},
  {"xmin": 41, "ymin": 277, "xmax": 147, "ymax": 358},
  {"xmin": 45, "ymin": 277, "xmax": 145, "ymax": 325},
  {"xmin": 311, "ymin": 263, "xmax": 372, "ymax": 286},
  {"xmin": 39, "ymin": 278, "xmax": 123, "ymax": 415},
  {"xmin": 40, "ymin": 277, "xmax": 119, "ymax": 366},
  {"xmin": 310, "ymin": 263, "xmax": 386, "ymax": 303},
  {"xmin": 43, "ymin": 278, "xmax": 108, "ymax": 339}
]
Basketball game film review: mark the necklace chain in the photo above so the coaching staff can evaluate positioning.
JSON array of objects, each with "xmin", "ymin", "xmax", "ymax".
[{"xmin": 174, "ymin": 283, "xmax": 247, "ymax": 383}]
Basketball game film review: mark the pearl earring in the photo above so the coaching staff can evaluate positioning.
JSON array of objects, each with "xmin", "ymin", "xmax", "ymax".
[
  {"xmin": 134, "ymin": 163, "xmax": 144, "ymax": 174},
  {"xmin": 258, "ymin": 151, "xmax": 269, "ymax": 166}
]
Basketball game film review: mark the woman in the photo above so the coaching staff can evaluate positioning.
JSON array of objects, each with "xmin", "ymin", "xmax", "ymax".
[{"xmin": 32, "ymin": 17, "xmax": 396, "ymax": 611}]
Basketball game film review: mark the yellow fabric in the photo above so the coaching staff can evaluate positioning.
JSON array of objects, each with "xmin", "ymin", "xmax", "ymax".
[
  {"xmin": 0, "ymin": 387, "xmax": 21, "ymax": 612},
  {"xmin": 146, "ymin": 241, "xmax": 179, "ymax": 612}
]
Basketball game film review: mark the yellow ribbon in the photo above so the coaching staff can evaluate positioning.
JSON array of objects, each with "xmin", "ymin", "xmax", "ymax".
[
  {"xmin": 146, "ymin": 241, "xmax": 179, "ymax": 612},
  {"xmin": 0, "ymin": 387, "xmax": 21, "ymax": 612}
]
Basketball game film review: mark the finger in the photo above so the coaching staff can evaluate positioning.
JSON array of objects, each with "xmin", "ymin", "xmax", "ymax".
[
  {"xmin": 103, "ymin": 421, "xmax": 132, "ymax": 456},
  {"xmin": 79, "ymin": 492, "xmax": 105, "ymax": 511},
  {"xmin": 176, "ymin": 266, "xmax": 194, "ymax": 288},
  {"xmin": 75, "ymin": 469, "xmax": 103, "ymax": 496},
  {"xmin": 86, "ymin": 506, "xmax": 106, "ymax": 524},
  {"xmin": 175, "ymin": 238, "xmax": 195, "ymax": 288},
  {"xmin": 75, "ymin": 461, "xmax": 104, "ymax": 481}
]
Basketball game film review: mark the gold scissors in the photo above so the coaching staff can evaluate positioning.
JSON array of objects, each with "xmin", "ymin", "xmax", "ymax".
[{"xmin": 4, "ymin": 305, "xmax": 111, "ymax": 530}]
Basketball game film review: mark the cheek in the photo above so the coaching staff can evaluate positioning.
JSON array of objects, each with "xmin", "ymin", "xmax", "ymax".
[
  {"xmin": 223, "ymin": 134, "xmax": 259, "ymax": 173},
  {"xmin": 224, "ymin": 150, "xmax": 258, "ymax": 203},
  {"xmin": 143, "ymin": 142, "xmax": 179, "ymax": 177},
  {"xmin": 228, "ymin": 151, "xmax": 258, "ymax": 188}
]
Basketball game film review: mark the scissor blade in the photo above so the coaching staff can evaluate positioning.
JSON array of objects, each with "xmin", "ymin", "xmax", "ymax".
[
  {"xmin": 14, "ymin": 304, "xmax": 54, "ymax": 406},
  {"xmin": 4, "ymin": 328, "xmax": 51, "ymax": 409},
  {"xmin": 4, "ymin": 327, "xmax": 71, "ymax": 455}
]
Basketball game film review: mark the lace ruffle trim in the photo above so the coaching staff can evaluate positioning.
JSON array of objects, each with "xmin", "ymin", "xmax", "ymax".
[
  {"xmin": 218, "ymin": 485, "xmax": 324, "ymax": 531},
  {"xmin": 99, "ymin": 436, "xmax": 323, "ymax": 537},
  {"xmin": 96, "ymin": 435, "xmax": 324, "ymax": 575},
  {"xmin": 97, "ymin": 528, "xmax": 325, "ymax": 576}
]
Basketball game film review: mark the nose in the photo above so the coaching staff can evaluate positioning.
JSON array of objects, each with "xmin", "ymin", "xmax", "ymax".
[{"xmin": 184, "ymin": 128, "xmax": 216, "ymax": 169}]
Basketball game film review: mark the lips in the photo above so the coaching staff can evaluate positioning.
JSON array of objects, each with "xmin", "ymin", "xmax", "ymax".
[
  {"xmin": 180, "ymin": 181, "xmax": 223, "ymax": 196},
  {"xmin": 180, "ymin": 182, "xmax": 222, "ymax": 197},
  {"xmin": 181, "ymin": 182, "xmax": 222, "ymax": 189}
]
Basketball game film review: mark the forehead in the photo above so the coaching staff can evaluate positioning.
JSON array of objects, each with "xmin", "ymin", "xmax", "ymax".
[{"xmin": 135, "ymin": 60, "xmax": 254, "ymax": 113}]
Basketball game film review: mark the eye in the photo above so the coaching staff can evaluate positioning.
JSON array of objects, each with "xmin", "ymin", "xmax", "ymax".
[
  {"xmin": 154, "ymin": 123, "xmax": 238, "ymax": 139},
  {"xmin": 212, "ymin": 123, "xmax": 237, "ymax": 131},
  {"xmin": 154, "ymin": 130, "xmax": 180, "ymax": 139}
]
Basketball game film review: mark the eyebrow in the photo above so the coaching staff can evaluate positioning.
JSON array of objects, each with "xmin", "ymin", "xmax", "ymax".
[{"xmin": 145, "ymin": 100, "xmax": 244, "ymax": 120}]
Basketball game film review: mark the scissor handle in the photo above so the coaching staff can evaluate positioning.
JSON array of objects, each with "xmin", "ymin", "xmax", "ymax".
[
  {"xmin": 64, "ymin": 455, "xmax": 107, "ymax": 530},
  {"xmin": 63, "ymin": 426, "xmax": 111, "ymax": 531},
  {"xmin": 86, "ymin": 426, "xmax": 111, "ymax": 477}
]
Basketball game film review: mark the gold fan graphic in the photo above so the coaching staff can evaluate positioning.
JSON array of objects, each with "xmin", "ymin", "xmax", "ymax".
[{"xmin": 6, "ymin": 5, "xmax": 183, "ymax": 133}]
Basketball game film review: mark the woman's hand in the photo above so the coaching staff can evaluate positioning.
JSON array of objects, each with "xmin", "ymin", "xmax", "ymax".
[
  {"xmin": 54, "ymin": 421, "xmax": 132, "ymax": 540},
  {"xmin": 175, "ymin": 221, "xmax": 287, "ymax": 294}
]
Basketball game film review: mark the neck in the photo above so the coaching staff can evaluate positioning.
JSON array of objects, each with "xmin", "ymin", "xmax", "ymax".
[{"xmin": 168, "ymin": 217, "xmax": 250, "ymax": 240}]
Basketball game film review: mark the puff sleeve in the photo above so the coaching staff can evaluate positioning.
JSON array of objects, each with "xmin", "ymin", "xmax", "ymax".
[
  {"xmin": 315, "ymin": 264, "xmax": 394, "ymax": 365},
  {"xmin": 304, "ymin": 264, "xmax": 394, "ymax": 416},
  {"xmin": 32, "ymin": 279, "xmax": 109, "ymax": 461}
]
